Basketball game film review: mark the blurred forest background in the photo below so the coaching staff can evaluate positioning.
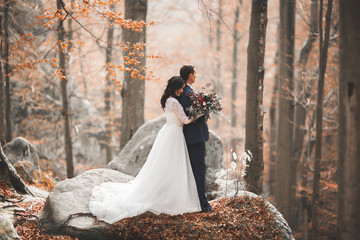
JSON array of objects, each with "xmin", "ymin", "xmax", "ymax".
[{"xmin": 0, "ymin": 0, "xmax": 359, "ymax": 239}]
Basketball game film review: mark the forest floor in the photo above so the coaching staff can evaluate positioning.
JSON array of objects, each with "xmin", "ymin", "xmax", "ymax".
[
  {"xmin": 1, "ymin": 180, "xmax": 283, "ymax": 240},
  {"xmin": 106, "ymin": 196, "xmax": 283, "ymax": 239}
]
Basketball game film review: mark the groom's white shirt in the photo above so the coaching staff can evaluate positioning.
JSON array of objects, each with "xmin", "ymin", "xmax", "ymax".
[{"xmin": 187, "ymin": 83, "xmax": 193, "ymax": 91}]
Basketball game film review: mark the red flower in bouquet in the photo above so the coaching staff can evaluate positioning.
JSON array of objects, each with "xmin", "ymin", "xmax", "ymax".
[{"xmin": 187, "ymin": 88, "xmax": 223, "ymax": 120}]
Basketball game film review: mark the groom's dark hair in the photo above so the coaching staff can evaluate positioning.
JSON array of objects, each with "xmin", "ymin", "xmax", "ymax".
[{"xmin": 180, "ymin": 65, "xmax": 195, "ymax": 82}]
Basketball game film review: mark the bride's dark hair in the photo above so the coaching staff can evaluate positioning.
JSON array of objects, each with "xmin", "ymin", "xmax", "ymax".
[{"xmin": 160, "ymin": 76, "xmax": 185, "ymax": 109}]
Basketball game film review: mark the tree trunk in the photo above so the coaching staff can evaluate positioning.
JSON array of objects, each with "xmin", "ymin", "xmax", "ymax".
[
  {"xmin": 0, "ymin": 15, "xmax": 5, "ymax": 146},
  {"xmin": 105, "ymin": 4, "xmax": 115, "ymax": 163},
  {"xmin": 67, "ymin": 0, "xmax": 74, "ymax": 68},
  {"xmin": 244, "ymin": 0, "xmax": 267, "ymax": 195},
  {"xmin": 77, "ymin": 32, "xmax": 87, "ymax": 96},
  {"xmin": 120, "ymin": 0, "xmax": 147, "ymax": 149},
  {"xmin": 4, "ymin": 0, "xmax": 11, "ymax": 143},
  {"xmin": 0, "ymin": 145, "xmax": 32, "ymax": 195},
  {"xmin": 274, "ymin": 0, "xmax": 295, "ymax": 221},
  {"xmin": 57, "ymin": 0, "xmax": 74, "ymax": 178},
  {"xmin": 214, "ymin": 0, "xmax": 223, "ymax": 129},
  {"xmin": 300, "ymin": 110, "xmax": 316, "ymax": 240},
  {"xmin": 301, "ymin": 134, "xmax": 310, "ymax": 240},
  {"xmin": 231, "ymin": 0, "xmax": 241, "ymax": 128},
  {"xmin": 268, "ymin": 51, "xmax": 278, "ymax": 196},
  {"xmin": 291, "ymin": 0, "xmax": 318, "ymax": 228},
  {"xmin": 312, "ymin": 1, "xmax": 332, "ymax": 239},
  {"xmin": 338, "ymin": 1, "xmax": 360, "ymax": 239}
]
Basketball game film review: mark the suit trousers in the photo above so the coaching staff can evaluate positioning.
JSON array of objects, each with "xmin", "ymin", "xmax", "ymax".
[{"xmin": 187, "ymin": 142, "xmax": 210, "ymax": 210}]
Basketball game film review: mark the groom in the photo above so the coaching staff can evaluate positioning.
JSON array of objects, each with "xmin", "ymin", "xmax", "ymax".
[{"xmin": 178, "ymin": 65, "xmax": 214, "ymax": 213}]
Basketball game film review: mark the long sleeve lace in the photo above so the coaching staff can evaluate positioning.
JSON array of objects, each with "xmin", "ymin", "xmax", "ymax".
[{"xmin": 166, "ymin": 97, "xmax": 192, "ymax": 124}]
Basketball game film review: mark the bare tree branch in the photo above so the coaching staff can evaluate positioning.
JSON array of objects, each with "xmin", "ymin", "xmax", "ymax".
[{"xmin": 198, "ymin": 0, "xmax": 233, "ymax": 36}]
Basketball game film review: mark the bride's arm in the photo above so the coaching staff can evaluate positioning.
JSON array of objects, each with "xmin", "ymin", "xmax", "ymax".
[{"xmin": 167, "ymin": 98, "xmax": 193, "ymax": 124}]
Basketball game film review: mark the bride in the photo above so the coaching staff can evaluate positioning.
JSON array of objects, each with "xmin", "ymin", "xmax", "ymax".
[{"xmin": 89, "ymin": 76, "xmax": 201, "ymax": 224}]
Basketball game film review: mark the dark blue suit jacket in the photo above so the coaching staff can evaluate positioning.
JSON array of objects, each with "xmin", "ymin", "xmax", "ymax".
[{"xmin": 178, "ymin": 84, "xmax": 209, "ymax": 145}]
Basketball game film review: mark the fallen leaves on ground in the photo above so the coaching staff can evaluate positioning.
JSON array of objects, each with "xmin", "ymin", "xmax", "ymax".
[
  {"xmin": 1, "ymin": 181, "xmax": 77, "ymax": 240},
  {"xmin": 12, "ymin": 198, "xmax": 78, "ymax": 239},
  {"xmin": 15, "ymin": 221, "xmax": 77, "ymax": 240},
  {"xmin": 0, "ymin": 180, "xmax": 22, "ymax": 199},
  {"xmin": 107, "ymin": 196, "xmax": 283, "ymax": 240},
  {"xmin": 2, "ymin": 178, "xmax": 283, "ymax": 240}
]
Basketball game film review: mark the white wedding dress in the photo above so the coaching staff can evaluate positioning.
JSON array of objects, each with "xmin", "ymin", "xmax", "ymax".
[{"xmin": 89, "ymin": 97, "xmax": 201, "ymax": 224}]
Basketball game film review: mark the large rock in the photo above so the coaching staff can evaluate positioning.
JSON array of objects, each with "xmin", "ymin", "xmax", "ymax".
[
  {"xmin": 205, "ymin": 170, "xmax": 294, "ymax": 239},
  {"xmin": 3, "ymin": 137, "xmax": 40, "ymax": 183},
  {"xmin": 39, "ymin": 178, "xmax": 294, "ymax": 240},
  {"xmin": 39, "ymin": 169, "xmax": 133, "ymax": 238},
  {"xmin": 107, "ymin": 115, "xmax": 223, "ymax": 176},
  {"xmin": 38, "ymin": 168, "xmax": 293, "ymax": 240},
  {"xmin": 0, "ymin": 212, "xmax": 20, "ymax": 240},
  {"xmin": 235, "ymin": 191, "xmax": 295, "ymax": 240}
]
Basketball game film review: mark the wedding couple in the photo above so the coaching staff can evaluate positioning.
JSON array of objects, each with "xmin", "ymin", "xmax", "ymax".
[{"xmin": 89, "ymin": 65, "xmax": 214, "ymax": 224}]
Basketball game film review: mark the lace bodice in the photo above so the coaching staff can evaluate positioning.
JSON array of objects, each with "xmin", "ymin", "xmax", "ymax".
[{"xmin": 165, "ymin": 97, "xmax": 192, "ymax": 126}]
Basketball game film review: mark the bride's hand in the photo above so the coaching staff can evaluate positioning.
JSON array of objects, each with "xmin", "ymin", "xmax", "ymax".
[{"xmin": 193, "ymin": 113, "xmax": 204, "ymax": 121}]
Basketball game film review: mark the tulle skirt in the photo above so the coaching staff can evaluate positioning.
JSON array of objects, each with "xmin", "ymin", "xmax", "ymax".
[{"xmin": 89, "ymin": 123, "xmax": 201, "ymax": 224}]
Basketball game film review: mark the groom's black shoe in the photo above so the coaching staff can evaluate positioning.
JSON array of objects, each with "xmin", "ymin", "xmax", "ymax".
[
  {"xmin": 201, "ymin": 208, "xmax": 215, "ymax": 214},
  {"xmin": 201, "ymin": 206, "xmax": 214, "ymax": 214}
]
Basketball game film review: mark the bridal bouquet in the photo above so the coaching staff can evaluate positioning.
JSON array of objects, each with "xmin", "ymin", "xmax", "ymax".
[{"xmin": 187, "ymin": 89, "xmax": 223, "ymax": 120}]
